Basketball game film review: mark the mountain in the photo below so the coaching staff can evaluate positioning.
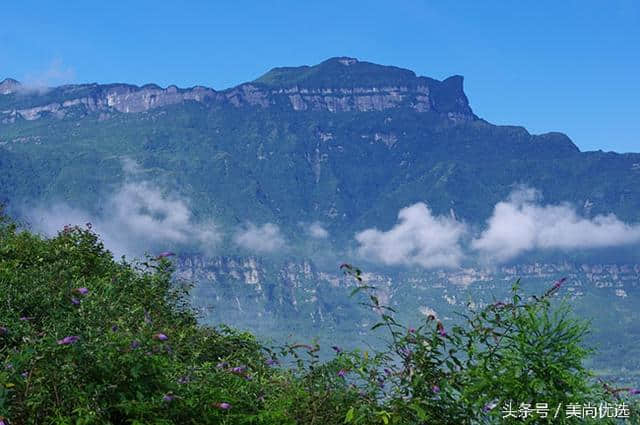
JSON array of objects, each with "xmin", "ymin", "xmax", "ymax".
[{"xmin": 2, "ymin": 57, "xmax": 640, "ymax": 379}]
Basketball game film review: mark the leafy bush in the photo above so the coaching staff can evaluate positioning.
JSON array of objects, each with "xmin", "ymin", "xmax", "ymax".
[{"xmin": 0, "ymin": 212, "xmax": 638, "ymax": 424}]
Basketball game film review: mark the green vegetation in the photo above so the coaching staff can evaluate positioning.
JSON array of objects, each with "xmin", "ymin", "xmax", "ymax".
[{"xmin": 1, "ymin": 212, "xmax": 639, "ymax": 424}]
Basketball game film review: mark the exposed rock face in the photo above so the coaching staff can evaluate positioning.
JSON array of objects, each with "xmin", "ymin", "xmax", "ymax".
[{"xmin": 0, "ymin": 57, "xmax": 477, "ymax": 122}]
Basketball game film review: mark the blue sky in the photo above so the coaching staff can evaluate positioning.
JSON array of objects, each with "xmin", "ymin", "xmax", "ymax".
[{"xmin": 1, "ymin": 0, "xmax": 638, "ymax": 153}]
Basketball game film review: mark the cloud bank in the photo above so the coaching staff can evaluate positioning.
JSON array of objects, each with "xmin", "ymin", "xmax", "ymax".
[
  {"xmin": 233, "ymin": 223, "xmax": 286, "ymax": 253},
  {"xmin": 26, "ymin": 161, "xmax": 220, "ymax": 259},
  {"xmin": 355, "ymin": 188, "xmax": 640, "ymax": 268},
  {"xmin": 355, "ymin": 203, "xmax": 467, "ymax": 269},
  {"xmin": 308, "ymin": 221, "xmax": 329, "ymax": 239},
  {"xmin": 472, "ymin": 188, "xmax": 640, "ymax": 262}
]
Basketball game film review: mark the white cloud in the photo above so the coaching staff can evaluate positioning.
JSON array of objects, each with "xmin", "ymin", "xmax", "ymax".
[
  {"xmin": 26, "ymin": 161, "xmax": 220, "ymax": 259},
  {"xmin": 355, "ymin": 203, "xmax": 467, "ymax": 269},
  {"xmin": 18, "ymin": 58, "xmax": 76, "ymax": 94},
  {"xmin": 472, "ymin": 187, "xmax": 640, "ymax": 262},
  {"xmin": 233, "ymin": 223, "xmax": 286, "ymax": 253},
  {"xmin": 308, "ymin": 221, "xmax": 329, "ymax": 239}
]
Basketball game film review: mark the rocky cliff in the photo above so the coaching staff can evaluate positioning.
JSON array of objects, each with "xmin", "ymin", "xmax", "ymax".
[{"xmin": 0, "ymin": 57, "xmax": 476, "ymax": 122}]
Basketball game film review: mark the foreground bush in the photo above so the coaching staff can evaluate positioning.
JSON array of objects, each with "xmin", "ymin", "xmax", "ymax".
[{"xmin": 0, "ymin": 213, "xmax": 638, "ymax": 424}]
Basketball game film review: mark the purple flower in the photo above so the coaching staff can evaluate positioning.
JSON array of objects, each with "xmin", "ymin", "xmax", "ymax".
[
  {"xmin": 57, "ymin": 335, "xmax": 80, "ymax": 345},
  {"xmin": 21, "ymin": 371, "xmax": 28, "ymax": 378},
  {"xmin": 131, "ymin": 339, "xmax": 140, "ymax": 349},
  {"xmin": 338, "ymin": 369, "xmax": 347, "ymax": 378},
  {"xmin": 231, "ymin": 366, "xmax": 245, "ymax": 374},
  {"xmin": 217, "ymin": 362, "xmax": 229, "ymax": 369},
  {"xmin": 432, "ymin": 385, "xmax": 440, "ymax": 393},
  {"xmin": 163, "ymin": 393, "xmax": 175, "ymax": 402},
  {"xmin": 74, "ymin": 287, "xmax": 89, "ymax": 295},
  {"xmin": 19, "ymin": 316, "xmax": 34, "ymax": 321},
  {"xmin": 629, "ymin": 388, "xmax": 640, "ymax": 395},
  {"xmin": 408, "ymin": 327, "xmax": 416, "ymax": 333},
  {"xmin": 214, "ymin": 402, "xmax": 231, "ymax": 410},
  {"xmin": 483, "ymin": 400, "xmax": 498, "ymax": 412},
  {"xmin": 157, "ymin": 251, "xmax": 175, "ymax": 259},
  {"xmin": 152, "ymin": 333, "xmax": 168, "ymax": 341},
  {"xmin": 71, "ymin": 297, "xmax": 80, "ymax": 305},
  {"xmin": 437, "ymin": 321, "xmax": 447, "ymax": 337},
  {"xmin": 4, "ymin": 364, "xmax": 12, "ymax": 370},
  {"xmin": 265, "ymin": 358, "xmax": 278, "ymax": 366},
  {"xmin": 331, "ymin": 345, "xmax": 342, "ymax": 353},
  {"xmin": 552, "ymin": 277, "xmax": 567, "ymax": 290},
  {"xmin": 0, "ymin": 416, "xmax": 6, "ymax": 425}
]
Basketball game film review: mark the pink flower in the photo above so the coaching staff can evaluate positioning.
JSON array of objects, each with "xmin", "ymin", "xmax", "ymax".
[
  {"xmin": 152, "ymin": 333, "xmax": 168, "ymax": 341},
  {"xmin": 57, "ymin": 335, "xmax": 80, "ymax": 345}
]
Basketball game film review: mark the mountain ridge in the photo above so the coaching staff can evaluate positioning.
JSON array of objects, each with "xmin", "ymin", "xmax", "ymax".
[{"xmin": 0, "ymin": 57, "xmax": 476, "ymax": 121}]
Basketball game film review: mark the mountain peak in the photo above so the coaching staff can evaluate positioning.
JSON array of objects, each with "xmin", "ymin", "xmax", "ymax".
[
  {"xmin": 0, "ymin": 78, "xmax": 21, "ymax": 94},
  {"xmin": 254, "ymin": 56, "xmax": 422, "ymax": 88}
]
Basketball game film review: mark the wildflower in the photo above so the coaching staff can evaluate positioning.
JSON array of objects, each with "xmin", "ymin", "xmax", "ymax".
[
  {"xmin": 408, "ymin": 327, "xmax": 416, "ymax": 333},
  {"xmin": 71, "ymin": 297, "xmax": 80, "ymax": 305},
  {"xmin": 178, "ymin": 375, "xmax": 190, "ymax": 384},
  {"xmin": 384, "ymin": 368, "xmax": 392, "ymax": 376},
  {"xmin": 214, "ymin": 402, "xmax": 231, "ymax": 410},
  {"xmin": 231, "ymin": 366, "xmax": 245, "ymax": 374},
  {"xmin": 21, "ymin": 371, "xmax": 28, "ymax": 378},
  {"xmin": 131, "ymin": 340, "xmax": 140, "ymax": 349},
  {"xmin": 216, "ymin": 362, "xmax": 229, "ymax": 369},
  {"xmin": 74, "ymin": 287, "xmax": 89, "ymax": 295},
  {"xmin": 19, "ymin": 316, "xmax": 34, "ymax": 321},
  {"xmin": 552, "ymin": 277, "xmax": 567, "ymax": 290},
  {"xmin": 492, "ymin": 301, "xmax": 506, "ymax": 309},
  {"xmin": 57, "ymin": 335, "xmax": 80, "ymax": 345},
  {"xmin": 244, "ymin": 374, "xmax": 253, "ymax": 381},
  {"xmin": 630, "ymin": 388, "xmax": 640, "ymax": 395},
  {"xmin": 157, "ymin": 251, "xmax": 175, "ymax": 259},
  {"xmin": 265, "ymin": 358, "xmax": 278, "ymax": 366},
  {"xmin": 152, "ymin": 333, "xmax": 168, "ymax": 341},
  {"xmin": 437, "ymin": 321, "xmax": 447, "ymax": 337},
  {"xmin": 0, "ymin": 416, "xmax": 6, "ymax": 425},
  {"xmin": 5, "ymin": 364, "xmax": 12, "ymax": 370},
  {"xmin": 432, "ymin": 385, "xmax": 440, "ymax": 393},
  {"xmin": 163, "ymin": 393, "xmax": 175, "ymax": 402},
  {"xmin": 483, "ymin": 400, "xmax": 498, "ymax": 412},
  {"xmin": 338, "ymin": 369, "xmax": 347, "ymax": 378},
  {"xmin": 401, "ymin": 348, "xmax": 412, "ymax": 358},
  {"xmin": 111, "ymin": 325, "xmax": 118, "ymax": 332},
  {"xmin": 331, "ymin": 345, "xmax": 342, "ymax": 353}
]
